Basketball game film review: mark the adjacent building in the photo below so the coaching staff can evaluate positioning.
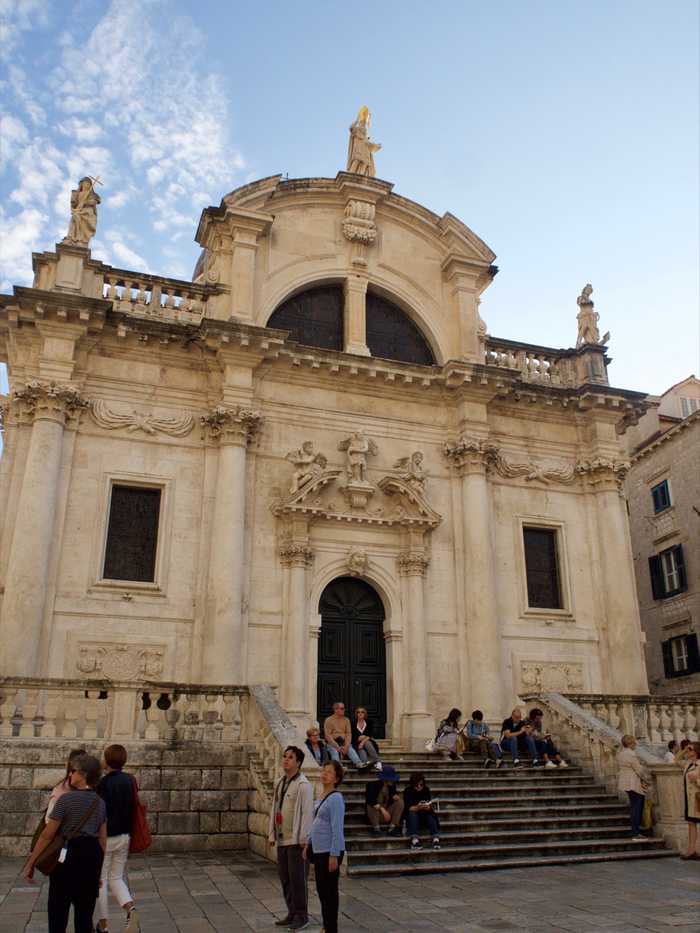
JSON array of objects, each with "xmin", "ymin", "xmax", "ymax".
[{"xmin": 625, "ymin": 376, "xmax": 700, "ymax": 694}]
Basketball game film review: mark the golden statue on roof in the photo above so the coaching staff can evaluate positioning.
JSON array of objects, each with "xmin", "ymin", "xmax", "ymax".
[{"xmin": 347, "ymin": 106, "xmax": 382, "ymax": 177}]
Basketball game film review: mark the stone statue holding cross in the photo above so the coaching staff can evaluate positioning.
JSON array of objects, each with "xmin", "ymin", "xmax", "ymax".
[{"xmin": 63, "ymin": 176, "xmax": 102, "ymax": 247}]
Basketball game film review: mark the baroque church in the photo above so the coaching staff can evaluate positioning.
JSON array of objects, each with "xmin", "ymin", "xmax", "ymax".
[{"xmin": 0, "ymin": 109, "xmax": 650, "ymax": 748}]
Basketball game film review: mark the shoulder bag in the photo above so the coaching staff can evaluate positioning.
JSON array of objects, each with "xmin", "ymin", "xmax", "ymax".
[
  {"xmin": 34, "ymin": 797, "xmax": 100, "ymax": 876},
  {"xmin": 129, "ymin": 776, "xmax": 152, "ymax": 854}
]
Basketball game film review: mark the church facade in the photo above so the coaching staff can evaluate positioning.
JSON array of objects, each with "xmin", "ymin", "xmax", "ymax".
[{"xmin": 0, "ymin": 141, "xmax": 651, "ymax": 747}]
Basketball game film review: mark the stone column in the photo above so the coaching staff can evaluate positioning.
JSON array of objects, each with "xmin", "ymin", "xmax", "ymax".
[
  {"xmin": 581, "ymin": 458, "xmax": 648, "ymax": 693},
  {"xmin": 442, "ymin": 257, "xmax": 493, "ymax": 363},
  {"xmin": 201, "ymin": 405, "xmax": 262, "ymax": 684},
  {"xmin": 279, "ymin": 542, "xmax": 314, "ymax": 729},
  {"xmin": 398, "ymin": 547, "xmax": 434, "ymax": 749},
  {"xmin": 444, "ymin": 437, "xmax": 503, "ymax": 716},
  {"xmin": 1, "ymin": 381, "xmax": 88, "ymax": 676}
]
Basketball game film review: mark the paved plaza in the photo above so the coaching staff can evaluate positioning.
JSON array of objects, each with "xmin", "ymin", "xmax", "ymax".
[{"xmin": 0, "ymin": 852, "xmax": 698, "ymax": 933}]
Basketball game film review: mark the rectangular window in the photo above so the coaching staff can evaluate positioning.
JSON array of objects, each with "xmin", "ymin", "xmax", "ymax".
[
  {"xmin": 648, "ymin": 544, "xmax": 687, "ymax": 599},
  {"xmin": 103, "ymin": 485, "xmax": 161, "ymax": 583},
  {"xmin": 663, "ymin": 634, "xmax": 700, "ymax": 678},
  {"xmin": 680, "ymin": 397, "xmax": 699, "ymax": 418},
  {"xmin": 523, "ymin": 527, "xmax": 562, "ymax": 609},
  {"xmin": 651, "ymin": 479, "xmax": 671, "ymax": 513}
]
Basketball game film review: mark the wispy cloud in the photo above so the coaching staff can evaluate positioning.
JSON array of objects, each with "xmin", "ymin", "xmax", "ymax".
[{"xmin": 0, "ymin": 0, "xmax": 244, "ymax": 287}]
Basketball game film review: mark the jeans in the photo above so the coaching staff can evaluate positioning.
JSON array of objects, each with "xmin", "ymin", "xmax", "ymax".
[
  {"xmin": 96, "ymin": 833, "xmax": 132, "ymax": 920},
  {"xmin": 406, "ymin": 809, "xmax": 440, "ymax": 838},
  {"xmin": 357, "ymin": 739, "xmax": 380, "ymax": 763},
  {"xmin": 337, "ymin": 744, "xmax": 361, "ymax": 766},
  {"xmin": 327, "ymin": 746, "xmax": 340, "ymax": 762},
  {"xmin": 504, "ymin": 734, "xmax": 538, "ymax": 761},
  {"xmin": 48, "ymin": 836, "xmax": 103, "ymax": 933},
  {"xmin": 276, "ymin": 843, "xmax": 308, "ymax": 922},
  {"xmin": 535, "ymin": 738, "xmax": 559, "ymax": 759},
  {"xmin": 627, "ymin": 790, "xmax": 645, "ymax": 836},
  {"xmin": 314, "ymin": 851, "xmax": 344, "ymax": 933}
]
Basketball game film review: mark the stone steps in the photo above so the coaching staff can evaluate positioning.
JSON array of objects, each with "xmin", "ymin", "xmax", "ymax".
[{"xmin": 343, "ymin": 747, "xmax": 670, "ymax": 875}]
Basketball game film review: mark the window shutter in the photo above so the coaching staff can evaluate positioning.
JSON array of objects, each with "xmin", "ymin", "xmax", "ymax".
[
  {"xmin": 648, "ymin": 555, "xmax": 664, "ymax": 600},
  {"xmin": 686, "ymin": 634, "xmax": 700, "ymax": 674},
  {"xmin": 661, "ymin": 640, "xmax": 674, "ymax": 678},
  {"xmin": 674, "ymin": 544, "xmax": 688, "ymax": 593}
]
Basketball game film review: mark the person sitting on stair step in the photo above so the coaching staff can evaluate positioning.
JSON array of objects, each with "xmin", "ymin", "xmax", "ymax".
[
  {"xmin": 500, "ymin": 707, "xmax": 540, "ymax": 767},
  {"xmin": 365, "ymin": 765, "xmax": 403, "ymax": 836},
  {"xmin": 528, "ymin": 708, "xmax": 568, "ymax": 768},
  {"xmin": 403, "ymin": 772, "xmax": 440, "ymax": 851},
  {"xmin": 460, "ymin": 710, "xmax": 504, "ymax": 768}
]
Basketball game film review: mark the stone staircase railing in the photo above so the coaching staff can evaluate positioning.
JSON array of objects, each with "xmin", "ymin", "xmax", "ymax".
[
  {"xmin": 562, "ymin": 693, "xmax": 700, "ymax": 750},
  {"xmin": 521, "ymin": 692, "xmax": 689, "ymax": 851}
]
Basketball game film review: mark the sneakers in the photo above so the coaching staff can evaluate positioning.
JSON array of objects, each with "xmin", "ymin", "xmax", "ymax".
[
  {"xmin": 287, "ymin": 920, "xmax": 310, "ymax": 931},
  {"xmin": 371, "ymin": 825, "xmax": 382, "ymax": 834},
  {"xmin": 483, "ymin": 758, "xmax": 492, "ymax": 768},
  {"xmin": 432, "ymin": 837, "xmax": 441, "ymax": 850},
  {"xmin": 495, "ymin": 758, "xmax": 504, "ymax": 769},
  {"xmin": 410, "ymin": 837, "xmax": 422, "ymax": 850},
  {"xmin": 531, "ymin": 759, "xmax": 542, "ymax": 767},
  {"xmin": 513, "ymin": 759, "xmax": 521, "ymax": 768},
  {"xmin": 125, "ymin": 909, "xmax": 140, "ymax": 933},
  {"xmin": 275, "ymin": 918, "xmax": 293, "ymax": 928},
  {"xmin": 631, "ymin": 835, "xmax": 647, "ymax": 842},
  {"xmin": 558, "ymin": 760, "xmax": 569, "ymax": 768},
  {"xmin": 388, "ymin": 825, "xmax": 402, "ymax": 837},
  {"xmin": 545, "ymin": 760, "xmax": 557, "ymax": 769},
  {"xmin": 374, "ymin": 761, "xmax": 383, "ymax": 771}
]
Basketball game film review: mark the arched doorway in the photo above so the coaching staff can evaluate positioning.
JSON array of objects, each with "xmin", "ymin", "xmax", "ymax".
[{"xmin": 317, "ymin": 577, "xmax": 387, "ymax": 737}]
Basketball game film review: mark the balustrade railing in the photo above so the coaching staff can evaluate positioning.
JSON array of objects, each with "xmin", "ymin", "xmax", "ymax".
[
  {"xmin": 563, "ymin": 693, "xmax": 699, "ymax": 748},
  {"xmin": 485, "ymin": 338, "xmax": 577, "ymax": 387},
  {"xmin": 102, "ymin": 270, "xmax": 210, "ymax": 324}
]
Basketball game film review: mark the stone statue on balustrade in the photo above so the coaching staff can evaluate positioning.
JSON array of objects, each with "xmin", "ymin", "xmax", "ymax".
[
  {"xmin": 338, "ymin": 431, "xmax": 378, "ymax": 484},
  {"xmin": 575, "ymin": 283, "xmax": 602, "ymax": 347},
  {"xmin": 347, "ymin": 106, "xmax": 382, "ymax": 177},
  {"xmin": 285, "ymin": 441, "xmax": 328, "ymax": 493},
  {"xmin": 393, "ymin": 451, "xmax": 426, "ymax": 490},
  {"xmin": 63, "ymin": 176, "xmax": 102, "ymax": 247}
]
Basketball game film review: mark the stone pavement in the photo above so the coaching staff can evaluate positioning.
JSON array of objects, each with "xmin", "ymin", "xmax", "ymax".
[{"xmin": 0, "ymin": 851, "xmax": 698, "ymax": 933}]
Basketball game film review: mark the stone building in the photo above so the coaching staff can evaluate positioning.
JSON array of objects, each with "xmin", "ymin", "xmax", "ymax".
[
  {"xmin": 0, "ymin": 139, "xmax": 652, "ymax": 750},
  {"xmin": 625, "ymin": 376, "xmax": 700, "ymax": 694}
]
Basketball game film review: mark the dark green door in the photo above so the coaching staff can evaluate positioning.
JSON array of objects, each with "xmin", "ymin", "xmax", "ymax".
[{"xmin": 317, "ymin": 577, "xmax": 387, "ymax": 738}]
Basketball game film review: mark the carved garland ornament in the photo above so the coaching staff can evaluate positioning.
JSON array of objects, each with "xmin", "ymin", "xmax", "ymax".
[
  {"xmin": 76, "ymin": 643, "xmax": 165, "ymax": 681},
  {"xmin": 91, "ymin": 399, "xmax": 195, "ymax": 437},
  {"xmin": 342, "ymin": 199, "xmax": 377, "ymax": 244}
]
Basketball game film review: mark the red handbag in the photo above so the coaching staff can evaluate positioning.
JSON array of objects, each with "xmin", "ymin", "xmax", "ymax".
[{"xmin": 129, "ymin": 776, "xmax": 152, "ymax": 854}]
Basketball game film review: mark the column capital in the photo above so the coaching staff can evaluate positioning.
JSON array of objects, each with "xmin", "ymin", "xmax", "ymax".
[
  {"xmin": 201, "ymin": 405, "xmax": 262, "ymax": 446},
  {"xmin": 12, "ymin": 380, "xmax": 89, "ymax": 426},
  {"xmin": 576, "ymin": 456, "xmax": 630, "ymax": 493},
  {"xmin": 443, "ymin": 436, "xmax": 498, "ymax": 476},
  {"xmin": 279, "ymin": 542, "xmax": 314, "ymax": 568},
  {"xmin": 397, "ymin": 550, "xmax": 429, "ymax": 576}
]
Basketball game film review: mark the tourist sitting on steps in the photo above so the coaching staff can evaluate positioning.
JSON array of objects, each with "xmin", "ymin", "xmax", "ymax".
[
  {"xmin": 365, "ymin": 764, "xmax": 403, "ymax": 835},
  {"xmin": 403, "ymin": 772, "xmax": 440, "ymax": 850},
  {"xmin": 352, "ymin": 706, "xmax": 382, "ymax": 771},
  {"xmin": 305, "ymin": 726, "xmax": 339, "ymax": 766},
  {"xmin": 434, "ymin": 708, "xmax": 462, "ymax": 760},
  {"xmin": 500, "ymin": 707, "xmax": 540, "ymax": 767},
  {"xmin": 323, "ymin": 701, "xmax": 368, "ymax": 769},
  {"xmin": 527, "ymin": 709, "xmax": 568, "ymax": 769},
  {"xmin": 460, "ymin": 710, "xmax": 504, "ymax": 768}
]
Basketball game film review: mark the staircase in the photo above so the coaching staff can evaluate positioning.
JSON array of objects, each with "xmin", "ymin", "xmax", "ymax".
[{"xmin": 343, "ymin": 747, "xmax": 673, "ymax": 876}]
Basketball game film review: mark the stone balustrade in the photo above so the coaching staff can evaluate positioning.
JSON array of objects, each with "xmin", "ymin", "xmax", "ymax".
[
  {"xmin": 563, "ymin": 692, "xmax": 699, "ymax": 749},
  {"xmin": 102, "ymin": 270, "xmax": 209, "ymax": 324},
  {"xmin": 522, "ymin": 692, "xmax": 689, "ymax": 851},
  {"xmin": 485, "ymin": 337, "xmax": 577, "ymax": 387}
]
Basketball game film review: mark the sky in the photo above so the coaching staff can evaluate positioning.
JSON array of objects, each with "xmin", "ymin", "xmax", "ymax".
[{"xmin": 0, "ymin": 0, "xmax": 698, "ymax": 397}]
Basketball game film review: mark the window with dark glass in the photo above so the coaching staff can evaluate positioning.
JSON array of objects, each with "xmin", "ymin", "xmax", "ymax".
[
  {"xmin": 365, "ymin": 291, "xmax": 435, "ymax": 366},
  {"xmin": 267, "ymin": 285, "xmax": 343, "ymax": 351},
  {"xmin": 523, "ymin": 527, "xmax": 562, "ymax": 609},
  {"xmin": 651, "ymin": 479, "xmax": 671, "ymax": 513},
  {"xmin": 648, "ymin": 544, "xmax": 687, "ymax": 600},
  {"xmin": 662, "ymin": 634, "xmax": 700, "ymax": 678},
  {"xmin": 103, "ymin": 485, "xmax": 161, "ymax": 582}
]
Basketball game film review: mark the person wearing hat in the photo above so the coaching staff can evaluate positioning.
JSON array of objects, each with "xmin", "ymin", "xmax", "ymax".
[{"xmin": 365, "ymin": 765, "xmax": 403, "ymax": 835}]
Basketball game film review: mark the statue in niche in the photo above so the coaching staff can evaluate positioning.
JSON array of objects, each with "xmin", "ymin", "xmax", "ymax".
[
  {"xmin": 338, "ymin": 431, "xmax": 378, "ymax": 484},
  {"xmin": 285, "ymin": 441, "xmax": 328, "ymax": 493},
  {"xmin": 347, "ymin": 106, "xmax": 382, "ymax": 177},
  {"xmin": 63, "ymin": 176, "xmax": 102, "ymax": 247},
  {"xmin": 576, "ymin": 283, "xmax": 601, "ymax": 347},
  {"xmin": 393, "ymin": 451, "xmax": 426, "ymax": 490}
]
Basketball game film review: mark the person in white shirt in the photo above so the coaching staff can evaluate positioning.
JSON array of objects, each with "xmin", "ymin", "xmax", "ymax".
[{"xmin": 664, "ymin": 740, "xmax": 679, "ymax": 764}]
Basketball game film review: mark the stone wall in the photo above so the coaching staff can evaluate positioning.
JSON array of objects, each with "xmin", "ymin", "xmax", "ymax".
[{"xmin": 0, "ymin": 740, "xmax": 251, "ymax": 857}]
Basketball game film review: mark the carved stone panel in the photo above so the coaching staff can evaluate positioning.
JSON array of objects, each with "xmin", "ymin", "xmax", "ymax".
[
  {"xmin": 520, "ymin": 660, "xmax": 584, "ymax": 694},
  {"xmin": 75, "ymin": 642, "xmax": 166, "ymax": 681}
]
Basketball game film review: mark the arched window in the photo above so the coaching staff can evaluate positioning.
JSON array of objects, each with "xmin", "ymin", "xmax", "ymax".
[
  {"xmin": 365, "ymin": 291, "xmax": 435, "ymax": 365},
  {"xmin": 267, "ymin": 285, "xmax": 343, "ymax": 351}
]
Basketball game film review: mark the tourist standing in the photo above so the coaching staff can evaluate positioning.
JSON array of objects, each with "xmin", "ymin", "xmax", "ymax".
[
  {"xmin": 304, "ymin": 761, "xmax": 345, "ymax": 933},
  {"xmin": 23, "ymin": 754, "xmax": 106, "ymax": 933},
  {"xmin": 680, "ymin": 741, "xmax": 700, "ymax": 860},
  {"xmin": 95, "ymin": 744, "xmax": 141, "ymax": 933},
  {"xmin": 616, "ymin": 735, "xmax": 650, "ymax": 840},
  {"xmin": 268, "ymin": 746, "xmax": 314, "ymax": 930},
  {"xmin": 44, "ymin": 748, "xmax": 87, "ymax": 820}
]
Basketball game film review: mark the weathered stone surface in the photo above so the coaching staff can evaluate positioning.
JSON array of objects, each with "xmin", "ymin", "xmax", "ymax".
[
  {"xmin": 157, "ymin": 811, "xmax": 199, "ymax": 834},
  {"xmin": 201, "ymin": 768, "xmax": 221, "ymax": 789},
  {"xmin": 199, "ymin": 812, "xmax": 220, "ymax": 833},
  {"xmin": 31, "ymin": 768, "xmax": 64, "ymax": 789},
  {"xmin": 9, "ymin": 769, "xmax": 33, "ymax": 788},
  {"xmin": 190, "ymin": 790, "xmax": 229, "ymax": 812},
  {"xmin": 160, "ymin": 768, "xmax": 199, "ymax": 789},
  {"xmin": 220, "ymin": 811, "xmax": 247, "ymax": 833},
  {"xmin": 168, "ymin": 790, "xmax": 190, "ymax": 810},
  {"xmin": 220, "ymin": 769, "xmax": 248, "ymax": 790}
]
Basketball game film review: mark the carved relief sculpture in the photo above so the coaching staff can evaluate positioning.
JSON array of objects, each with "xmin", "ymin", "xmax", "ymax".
[
  {"xmin": 342, "ymin": 199, "xmax": 377, "ymax": 244},
  {"xmin": 576, "ymin": 283, "xmax": 601, "ymax": 347},
  {"xmin": 346, "ymin": 106, "xmax": 382, "ymax": 177},
  {"xmin": 76, "ymin": 643, "xmax": 165, "ymax": 681},
  {"xmin": 520, "ymin": 661, "xmax": 584, "ymax": 693},
  {"xmin": 338, "ymin": 431, "xmax": 378, "ymax": 484},
  {"xmin": 90, "ymin": 399, "xmax": 194, "ymax": 437},
  {"xmin": 63, "ymin": 176, "xmax": 101, "ymax": 247},
  {"xmin": 285, "ymin": 441, "xmax": 328, "ymax": 493},
  {"xmin": 346, "ymin": 549, "xmax": 368, "ymax": 577},
  {"xmin": 393, "ymin": 451, "xmax": 426, "ymax": 490}
]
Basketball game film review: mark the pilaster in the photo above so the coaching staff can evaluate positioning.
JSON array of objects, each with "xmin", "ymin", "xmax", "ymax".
[
  {"xmin": 397, "ymin": 538, "xmax": 433, "ymax": 749},
  {"xmin": 279, "ymin": 539, "xmax": 314, "ymax": 729},
  {"xmin": 343, "ymin": 275, "xmax": 370, "ymax": 356}
]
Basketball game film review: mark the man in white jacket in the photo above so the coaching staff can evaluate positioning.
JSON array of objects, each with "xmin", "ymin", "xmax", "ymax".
[{"xmin": 268, "ymin": 746, "xmax": 314, "ymax": 931}]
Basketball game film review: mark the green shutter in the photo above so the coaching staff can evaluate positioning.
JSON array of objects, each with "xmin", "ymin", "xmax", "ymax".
[
  {"xmin": 661, "ymin": 640, "xmax": 674, "ymax": 678},
  {"xmin": 648, "ymin": 555, "xmax": 664, "ymax": 600},
  {"xmin": 686, "ymin": 634, "xmax": 700, "ymax": 673}
]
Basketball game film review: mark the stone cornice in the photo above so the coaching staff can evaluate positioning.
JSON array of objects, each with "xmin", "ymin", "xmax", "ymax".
[
  {"xmin": 200, "ymin": 405, "xmax": 263, "ymax": 446},
  {"xmin": 631, "ymin": 409, "xmax": 700, "ymax": 463},
  {"xmin": 0, "ymin": 287, "xmax": 109, "ymax": 329}
]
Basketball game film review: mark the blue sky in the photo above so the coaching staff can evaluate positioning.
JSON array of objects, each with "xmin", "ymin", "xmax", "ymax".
[{"xmin": 1, "ymin": 0, "xmax": 698, "ymax": 397}]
